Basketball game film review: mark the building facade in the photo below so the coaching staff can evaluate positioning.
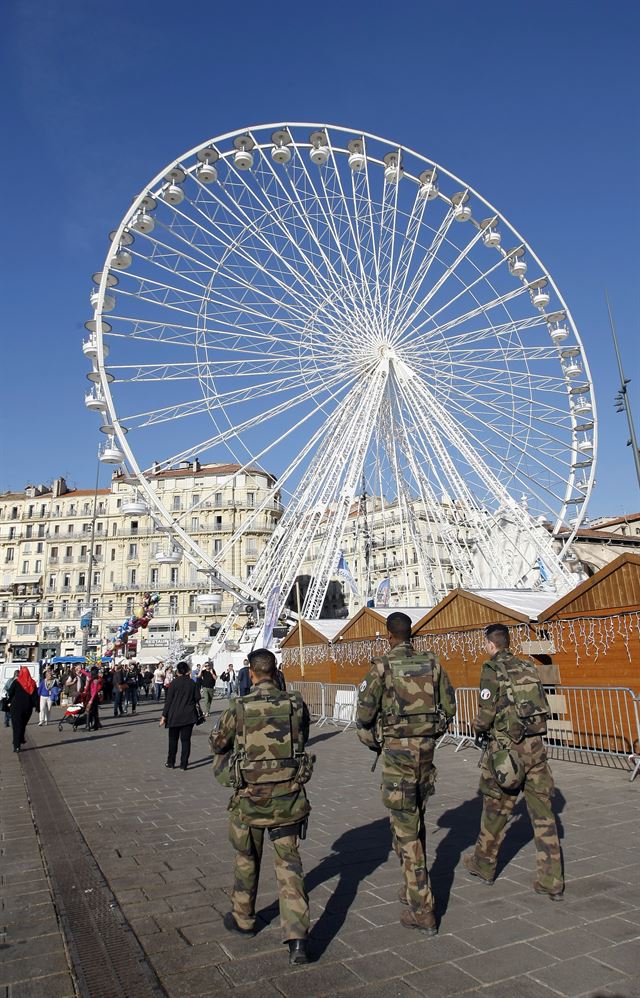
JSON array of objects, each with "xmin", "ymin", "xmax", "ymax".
[{"xmin": 0, "ymin": 463, "xmax": 282, "ymax": 664}]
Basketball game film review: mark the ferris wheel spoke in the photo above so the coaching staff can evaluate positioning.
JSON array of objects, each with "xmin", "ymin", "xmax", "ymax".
[
  {"xmin": 139, "ymin": 220, "xmax": 337, "ymax": 334},
  {"xmin": 393, "ymin": 221, "xmax": 490, "ymax": 341},
  {"xmin": 191, "ymin": 153, "xmax": 356, "ymax": 320},
  {"xmin": 389, "ymin": 205, "xmax": 457, "ymax": 335},
  {"xmin": 141, "ymin": 363, "xmax": 358, "ymax": 476},
  {"xmin": 377, "ymin": 153, "xmax": 403, "ymax": 335},
  {"xmin": 385, "ymin": 188, "xmax": 430, "ymax": 332},
  {"xmin": 401, "ymin": 280, "xmax": 535, "ymax": 352}
]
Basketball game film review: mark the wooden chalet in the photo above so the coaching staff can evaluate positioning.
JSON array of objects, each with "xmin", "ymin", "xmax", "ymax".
[
  {"xmin": 279, "ymin": 619, "xmax": 344, "ymax": 681},
  {"xmin": 412, "ymin": 588, "xmax": 557, "ymax": 688}
]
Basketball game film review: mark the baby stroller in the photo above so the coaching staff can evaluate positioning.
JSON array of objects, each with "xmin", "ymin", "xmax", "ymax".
[{"xmin": 58, "ymin": 701, "xmax": 87, "ymax": 732}]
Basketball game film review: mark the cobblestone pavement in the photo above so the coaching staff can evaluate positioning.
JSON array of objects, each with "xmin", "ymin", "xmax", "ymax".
[{"xmin": 2, "ymin": 698, "xmax": 640, "ymax": 998}]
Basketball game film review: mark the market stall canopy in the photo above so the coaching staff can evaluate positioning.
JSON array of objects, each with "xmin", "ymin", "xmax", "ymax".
[
  {"xmin": 280, "ymin": 619, "xmax": 345, "ymax": 648},
  {"xmin": 537, "ymin": 554, "xmax": 640, "ymax": 621},
  {"xmin": 413, "ymin": 588, "xmax": 557, "ymax": 635}
]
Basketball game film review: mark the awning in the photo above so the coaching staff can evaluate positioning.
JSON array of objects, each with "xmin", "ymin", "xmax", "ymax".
[{"xmin": 14, "ymin": 575, "xmax": 43, "ymax": 585}]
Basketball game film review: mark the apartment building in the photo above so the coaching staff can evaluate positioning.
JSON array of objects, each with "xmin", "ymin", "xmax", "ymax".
[{"xmin": 0, "ymin": 463, "xmax": 282, "ymax": 663}]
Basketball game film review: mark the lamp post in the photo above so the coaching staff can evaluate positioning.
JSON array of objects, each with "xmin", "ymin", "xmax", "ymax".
[{"xmin": 607, "ymin": 292, "xmax": 640, "ymax": 490}]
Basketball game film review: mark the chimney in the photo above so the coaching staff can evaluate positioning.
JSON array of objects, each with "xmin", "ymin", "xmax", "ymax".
[
  {"xmin": 193, "ymin": 458, "xmax": 201, "ymax": 473},
  {"xmin": 52, "ymin": 477, "xmax": 68, "ymax": 498}
]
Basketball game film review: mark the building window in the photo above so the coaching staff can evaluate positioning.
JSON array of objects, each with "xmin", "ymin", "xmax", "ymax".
[
  {"xmin": 215, "ymin": 516, "xmax": 222, "ymax": 528},
  {"xmin": 191, "ymin": 516, "xmax": 199, "ymax": 531},
  {"xmin": 67, "ymin": 525, "xmax": 74, "ymax": 535},
  {"xmin": 112, "ymin": 523, "xmax": 117, "ymax": 536},
  {"xmin": 170, "ymin": 567, "xmax": 179, "ymax": 585},
  {"xmin": 51, "ymin": 547, "xmax": 58, "ymax": 558},
  {"xmin": 66, "ymin": 546, "xmax": 72, "ymax": 557},
  {"xmin": 189, "ymin": 621, "xmax": 197, "ymax": 633},
  {"xmin": 37, "ymin": 542, "xmax": 43, "ymax": 553},
  {"xmin": 214, "ymin": 492, "xmax": 222, "ymax": 506},
  {"xmin": 191, "ymin": 494, "xmax": 199, "ymax": 507},
  {"xmin": 169, "ymin": 595, "xmax": 178, "ymax": 613},
  {"xmin": 25, "ymin": 525, "xmax": 33, "ymax": 538},
  {"xmin": 172, "ymin": 496, "xmax": 181, "ymax": 511},
  {"xmin": 95, "ymin": 544, "xmax": 102, "ymax": 556},
  {"xmin": 188, "ymin": 594, "xmax": 197, "ymax": 611},
  {"xmin": 78, "ymin": 573, "xmax": 86, "ymax": 587},
  {"xmin": 131, "ymin": 520, "xmax": 139, "ymax": 535},
  {"xmin": 93, "ymin": 571, "xmax": 101, "ymax": 586},
  {"xmin": 126, "ymin": 597, "xmax": 134, "ymax": 615},
  {"xmin": 5, "ymin": 548, "xmax": 14, "ymax": 563},
  {"xmin": 247, "ymin": 492, "xmax": 255, "ymax": 507},
  {"xmin": 8, "ymin": 527, "xmax": 16, "ymax": 540},
  {"xmin": 22, "ymin": 561, "xmax": 29, "ymax": 574},
  {"xmin": 111, "ymin": 548, "xmax": 116, "ymax": 561},
  {"xmin": 54, "ymin": 525, "xmax": 59, "ymax": 535},
  {"xmin": 108, "ymin": 600, "xmax": 113, "ymax": 612},
  {"xmin": 129, "ymin": 569, "xmax": 137, "ymax": 586},
  {"xmin": 35, "ymin": 560, "xmax": 42, "ymax": 572},
  {"xmin": 128, "ymin": 543, "xmax": 137, "ymax": 559},
  {"xmin": 150, "ymin": 568, "xmax": 159, "ymax": 585},
  {"xmin": 213, "ymin": 539, "xmax": 222, "ymax": 553}
]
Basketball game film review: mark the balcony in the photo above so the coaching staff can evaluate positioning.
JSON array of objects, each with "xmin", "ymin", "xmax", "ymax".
[
  {"xmin": 61, "ymin": 585, "xmax": 71, "ymax": 593},
  {"xmin": 48, "ymin": 556, "xmax": 59, "ymax": 565},
  {"xmin": 76, "ymin": 585, "xmax": 87, "ymax": 593},
  {"xmin": 63, "ymin": 556, "xmax": 73, "ymax": 563}
]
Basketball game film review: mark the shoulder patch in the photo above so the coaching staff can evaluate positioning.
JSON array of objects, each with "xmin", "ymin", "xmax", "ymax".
[
  {"xmin": 480, "ymin": 688, "xmax": 492, "ymax": 700},
  {"xmin": 359, "ymin": 679, "xmax": 368, "ymax": 693}
]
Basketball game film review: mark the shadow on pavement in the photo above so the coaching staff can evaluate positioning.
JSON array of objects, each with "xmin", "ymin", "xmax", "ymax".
[
  {"xmin": 301, "ymin": 817, "xmax": 392, "ymax": 960},
  {"xmin": 28, "ymin": 731, "xmax": 129, "ymax": 749},
  {"xmin": 431, "ymin": 787, "xmax": 567, "ymax": 916},
  {"xmin": 307, "ymin": 729, "xmax": 342, "ymax": 747}
]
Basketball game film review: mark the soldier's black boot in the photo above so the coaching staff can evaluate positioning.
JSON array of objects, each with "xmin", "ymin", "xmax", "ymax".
[
  {"xmin": 288, "ymin": 939, "xmax": 309, "ymax": 965},
  {"xmin": 223, "ymin": 911, "xmax": 255, "ymax": 936}
]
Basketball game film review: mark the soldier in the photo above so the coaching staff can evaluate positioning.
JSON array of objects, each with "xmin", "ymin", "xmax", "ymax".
[
  {"xmin": 464, "ymin": 623, "xmax": 564, "ymax": 900},
  {"xmin": 210, "ymin": 648, "xmax": 313, "ymax": 965},
  {"xmin": 356, "ymin": 612, "xmax": 455, "ymax": 935}
]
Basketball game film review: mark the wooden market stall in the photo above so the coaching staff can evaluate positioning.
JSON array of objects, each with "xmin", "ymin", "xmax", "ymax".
[
  {"xmin": 411, "ymin": 588, "xmax": 558, "ymax": 688},
  {"xmin": 532, "ymin": 554, "xmax": 640, "ymax": 755},
  {"xmin": 535, "ymin": 554, "xmax": 640, "ymax": 688},
  {"xmin": 329, "ymin": 606, "xmax": 430, "ymax": 684},
  {"xmin": 279, "ymin": 619, "xmax": 344, "ymax": 682}
]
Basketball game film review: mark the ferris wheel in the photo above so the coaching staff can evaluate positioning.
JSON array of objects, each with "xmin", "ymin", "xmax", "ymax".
[{"xmin": 85, "ymin": 122, "xmax": 596, "ymax": 618}]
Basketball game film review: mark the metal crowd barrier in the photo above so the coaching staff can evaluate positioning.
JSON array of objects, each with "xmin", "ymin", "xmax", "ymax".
[
  {"xmin": 289, "ymin": 681, "xmax": 358, "ymax": 730},
  {"xmin": 441, "ymin": 684, "xmax": 640, "ymax": 774}
]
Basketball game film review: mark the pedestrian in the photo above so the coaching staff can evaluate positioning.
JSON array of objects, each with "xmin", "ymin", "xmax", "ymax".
[
  {"xmin": 463, "ymin": 623, "xmax": 564, "ymax": 900},
  {"xmin": 37, "ymin": 668, "xmax": 58, "ymax": 726},
  {"xmin": 226, "ymin": 664, "xmax": 236, "ymax": 697},
  {"xmin": 236, "ymin": 658, "xmax": 251, "ymax": 697},
  {"xmin": 84, "ymin": 666, "xmax": 103, "ymax": 732},
  {"xmin": 211, "ymin": 648, "xmax": 313, "ymax": 966},
  {"xmin": 125, "ymin": 664, "xmax": 139, "ymax": 715},
  {"xmin": 159, "ymin": 661, "xmax": 200, "ymax": 770},
  {"xmin": 356, "ymin": 611, "xmax": 456, "ymax": 936},
  {"xmin": 198, "ymin": 662, "xmax": 216, "ymax": 716},
  {"xmin": 3, "ymin": 670, "xmax": 19, "ymax": 728},
  {"xmin": 142, "ymin": 668, "xmax": 154, "ymax": 699},
  {"xmin": 112, "ymin": 661, "xmax": 127, "ymax": 717},
  {"xmin": 163, "ymin": 666, "xmax": 174, "ymax": 696},
  {"xmin": 7, "ymin": 666, "xmax": 38, "ymax": 752},
  {"xmin": 153, "ymin": 664, "xmax": 165, "ymax": 701},
  {"xmin": 65, "ymin": 664, "xmax": 86, "ymax": 702}
]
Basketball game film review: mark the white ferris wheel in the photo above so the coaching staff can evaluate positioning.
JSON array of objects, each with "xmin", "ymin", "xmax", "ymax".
[{"xmin": 85, "ymin": 122, "xmax": 596, "ymax": 623}]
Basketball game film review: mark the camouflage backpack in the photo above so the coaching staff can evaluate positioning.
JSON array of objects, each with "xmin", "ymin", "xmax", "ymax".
[
  {"xmin": 495, "ymin": 653, "xmax": 549, "ymax": 732},
  {"xmin": 234, "ymin": 691, "xmax": 310, "ymax": 785},
  {"xmin": 378, "ymin": 650, "xmax": 442, "ymax": 737}
]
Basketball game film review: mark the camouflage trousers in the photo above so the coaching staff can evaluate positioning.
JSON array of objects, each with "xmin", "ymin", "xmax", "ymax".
[
  {"xmin": 228, "ymin": 815, "xmax": 309, "ymax": 941},
  {"xmin": 474, "ymin": 735, "xmax": 564, "ymax": 894},
  {"xmin": 381, "ymin": 737, "xmax": 437, "ymax": 914}
]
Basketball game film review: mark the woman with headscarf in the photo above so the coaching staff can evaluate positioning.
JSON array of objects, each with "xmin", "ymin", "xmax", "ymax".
[
  {"xmin": 7, "ymin": 667, "xmax": 38, "ymax": 752},
  {"xmin": 83, "ymin": 667, "xmax": 103, "ymax": 732}
]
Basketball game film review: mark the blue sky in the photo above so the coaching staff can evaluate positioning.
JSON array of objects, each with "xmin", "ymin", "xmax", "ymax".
[{"xmin": 1, "ymin": 0, "xmax": 638, "ymax": 518}]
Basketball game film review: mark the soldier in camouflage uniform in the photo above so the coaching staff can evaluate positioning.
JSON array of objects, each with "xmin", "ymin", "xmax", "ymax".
[
  {"xmin": 210, "ymin": 648, "xmax": 313, "ymax": 964},
  {"xmin": 356, "ymin": 612, "xmax": 456, "ymax": 935},
  {"xmin": 464, "ymin": 623, "xmax": 564, "ymax": 900}
]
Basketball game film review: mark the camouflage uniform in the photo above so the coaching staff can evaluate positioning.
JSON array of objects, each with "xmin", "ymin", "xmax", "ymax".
[
  {"xmin": 357, "ymin": 643, "xmax": 455, "ymax": 916},
  {"xmin": 211, "ymin": 679, "xmax": 311, "ymax": 941},
  {"xmin": 470, "ymin": 650, "xmax": 564, "ymax": 895}
]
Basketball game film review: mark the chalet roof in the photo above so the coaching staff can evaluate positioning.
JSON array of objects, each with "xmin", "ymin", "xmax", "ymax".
[
  {"xmin": 537, "ymin": 553, "xmax": 640, "ymax": 620},
  {"xmin": 335, "ymin": 605, "xmax": 431, "ymax": 642},
  {"xmin": 280, "ymin": 618, "xmax": 344, "ymax": 647},
  {"xmin": 413, "ymin": 588, "xmax": 557, "ymax": 633}
]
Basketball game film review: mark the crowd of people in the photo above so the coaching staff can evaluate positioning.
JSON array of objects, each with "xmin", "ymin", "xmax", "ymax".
[{"xmin": 2, "ymin": 656, "xmax": 286, "ymax": 764}]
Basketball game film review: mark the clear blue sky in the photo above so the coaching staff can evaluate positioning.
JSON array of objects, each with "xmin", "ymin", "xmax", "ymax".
[{"xmin": 1, "ymin": 0, "xmax": 638, "ymax": 518}]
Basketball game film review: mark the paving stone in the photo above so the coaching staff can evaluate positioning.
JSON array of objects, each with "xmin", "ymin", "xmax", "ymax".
[
  {"xmin": 403, "ymin": 962, "xmax": 480, "ymax": 996},
  {"xmin": 461, "ymin": 917, "xmax": 548, "ymax": 952},
  {"xmin": 529, "ymin": 925, "xmax": 607, "ymax": 958},
  {"xmin": 7, "ymin": 971, "xmax": 76, "ymax": 998},
  {"xmin": 593, "ymin": 938, "xmax": 640, "ymax": 976},
  {"xmin": 530, "ymin": 955, "xmax": 628, "ymax": 996},
  {"xmin": 270, "ymin": 960, "xmax": 361, "ymax": 997},
  {"xmin": 389, "ymin": 935, "xmax": 478, "ymax": 972},
  {"xmin": 475, "ymin": 976, "xmax": 567, "ymax": 997},
  {"xmin": 453, "ymin": 941, "xmax": 552, "ymax": 984},
  {"xmin": 0, "ymin": 949, "xmax": 69, "ymax": 987},
  {"xmin": 344, "ymin": 949, "xmax": 415, "ymax": 982}
]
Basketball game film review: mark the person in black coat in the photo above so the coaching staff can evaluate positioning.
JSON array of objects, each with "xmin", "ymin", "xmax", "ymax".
[
  {"xmin": 8, "ymin": 667, "xmax": 38, "ymax": 752},
  {"xmin": 159, "ymin": 661, "xmax": 200, "ymax": 770}
]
